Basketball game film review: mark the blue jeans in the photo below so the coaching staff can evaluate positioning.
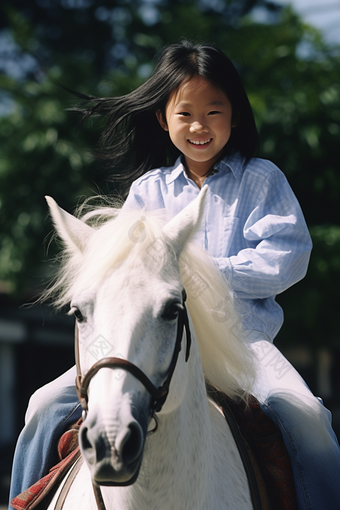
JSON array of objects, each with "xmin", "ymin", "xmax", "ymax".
[
  {"xmin": 9, "ymin": 367, "xmax": 81, "ymax": 509},
  {"xmin": 261, "ymin": 395, "xmax": 340, "ymax": 508},
  {"xmin": 9, "ymin": 338, "xmax": 340, "ymax": 510},
  {"xmin": 248, "ymin": 333, "xmax": 340, "ymax": 509}
]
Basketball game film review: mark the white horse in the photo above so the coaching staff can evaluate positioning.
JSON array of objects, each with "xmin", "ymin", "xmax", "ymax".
[{"xmin": 44, "ymin": 186, "xmax": 257, "ymax": 510}]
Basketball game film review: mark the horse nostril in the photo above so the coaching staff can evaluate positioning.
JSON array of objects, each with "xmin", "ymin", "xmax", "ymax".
[
  {"xmin": 80, "ymin": 426, "xmax": 91, "ymax": 450},
  {"xmin": 121, "ymin": 422, "xmax": 143, "ymax": 466},
  {"xmin": 80, "ymin": 426, "xmax": 96, "ymax": 465},
  {"xmin": 81, "ymin": 425, "xmax": 111, "ymax": 465}
]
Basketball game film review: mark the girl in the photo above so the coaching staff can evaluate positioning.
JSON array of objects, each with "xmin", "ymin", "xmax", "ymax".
[{"xmin": 9, "ymin": 40, "xmax": 340, "ymax": 510}]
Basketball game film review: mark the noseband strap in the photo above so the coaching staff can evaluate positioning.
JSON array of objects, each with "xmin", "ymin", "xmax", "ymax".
[{"xmin": 75, "ymin": 295, "xmax": 191, "ymax": 416}]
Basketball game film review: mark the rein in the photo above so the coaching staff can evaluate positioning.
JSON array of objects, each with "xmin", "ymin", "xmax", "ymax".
[{"xmin": 75, "ymin": 291, "xmax": 192, "ymax": 421}]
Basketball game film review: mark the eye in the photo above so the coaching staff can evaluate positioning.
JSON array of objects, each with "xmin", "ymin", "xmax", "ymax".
[
  {"xmin": 178, "ymin": 112, "xmax": 190, "ymax": 117},
  {"xmin": 208, "ymin": 111, "xmax": 221, "ymax": 115},
  {"xmin": 162, "ymin": 302, "xmax": 182, "ymax": 321},
  {"xmin": 69, "ymin": 306, "xmax": 86, "ymax": 323}
]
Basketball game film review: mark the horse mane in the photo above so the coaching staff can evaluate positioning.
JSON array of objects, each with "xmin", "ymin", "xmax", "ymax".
[
  {"xmin": 44, "ymin": 201, "xmax": 256, "ymax": 400},
  {"xmin": 181, "ymin": 244, "xmax": 256, "ymax": 399}
]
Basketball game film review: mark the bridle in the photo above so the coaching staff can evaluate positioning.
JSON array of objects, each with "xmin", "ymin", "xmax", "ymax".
[
  {"xmin": 65, "ymin": 292, "xmax": 192, "ymax": 509},
  {"xmin": 74, "ymin": 290, "xmax": 192, "ymax": 426}
]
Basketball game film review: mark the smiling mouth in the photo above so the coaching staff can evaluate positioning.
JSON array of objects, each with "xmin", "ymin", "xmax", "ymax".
[{"xmin": 188, "ymin": 138, "xmax": 212, "ymax": 146}]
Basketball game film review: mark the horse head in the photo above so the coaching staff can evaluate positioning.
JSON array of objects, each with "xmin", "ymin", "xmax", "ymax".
[{"xmin": 45, "ymin": 187, "xmax": 208, "ymax": 486}]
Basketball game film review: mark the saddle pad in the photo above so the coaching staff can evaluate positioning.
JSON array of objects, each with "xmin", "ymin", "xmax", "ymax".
[{"xmin": 11, "ymin": 420, "xmax": 82, "ymax": 510}]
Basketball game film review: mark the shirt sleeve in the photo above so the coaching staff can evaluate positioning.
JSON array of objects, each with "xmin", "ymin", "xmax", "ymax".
[{"xmin": 213, "ymin": 170, "xmax": 313, "ymax": 299}]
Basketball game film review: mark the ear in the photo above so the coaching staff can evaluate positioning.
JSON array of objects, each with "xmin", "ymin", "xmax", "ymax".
[
  {"xmin": 156, "ymin": 110, "xmax": 168, "ymax": 131},
  {"xmin": 162, "ymin": 185, "xmax": 208, "ymax": 257},
  {"xmin": 45, "ymin": 196, "xmax": 94, "ymax": 254}
]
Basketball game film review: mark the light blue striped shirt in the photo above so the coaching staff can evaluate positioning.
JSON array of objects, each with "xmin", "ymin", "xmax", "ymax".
[{"xmin": 124, "ymin": 153, "xmax": 312, "ymax": 341}]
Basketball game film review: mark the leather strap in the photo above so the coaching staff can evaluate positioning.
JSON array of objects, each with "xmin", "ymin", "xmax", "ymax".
[
  {"xmin": 53, "ymin": 454, "xmax": 106, "ymax": 510},
  {"xmin": 75, "ymin": 322, "xmax": 81, "ymax": 378},
  {"xmin": 92, "ymin": 483, "xmax": 106, "ymax": 510},
  {"xmin": 76, "ymin": 356, "xmax": 168, "ymax": 408},
  {"xmin": 54, "ymin": 452, "xmax": 82, "ymax": 510},
  {"xmin": 206, "ymin": 383, "xmax": 271, "ymax": 510}
]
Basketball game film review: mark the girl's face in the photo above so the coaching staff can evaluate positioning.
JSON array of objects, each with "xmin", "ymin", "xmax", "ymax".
[{"xmin": 157, "ymin": 77, "xmax": 235, "ymax": 179}]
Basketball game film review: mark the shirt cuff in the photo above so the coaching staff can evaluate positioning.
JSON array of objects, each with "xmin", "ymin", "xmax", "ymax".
[{"xmin": 213, "ymin": 256, "xmax": 234, "ymax": 283}]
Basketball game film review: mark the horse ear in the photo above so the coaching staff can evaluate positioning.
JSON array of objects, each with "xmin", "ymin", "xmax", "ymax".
[
  {"xmin": 162, "ymin": 185, "xmax": 208, "ymax": 256},
  {"xmin": 45, "ymin": 196, "xmax": 94, "ymax": 254}
]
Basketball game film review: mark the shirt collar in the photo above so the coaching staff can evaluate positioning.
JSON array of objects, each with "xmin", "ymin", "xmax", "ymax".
[
  {"xmin": 165, "ymin": 156, "xmax": 188, "ymax": 185},
  {"xmin": 214, "ymin": 152, "xmax": 247, "ymax": 180},
  {"xmin": 165, "ymin": 153, "xmax": 247, "ymax": 185}
]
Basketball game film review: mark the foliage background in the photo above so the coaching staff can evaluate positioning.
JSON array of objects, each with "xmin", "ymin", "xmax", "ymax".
[{"xmin": 1, "ymin": 0, "xmax": 340, "ymax": 488}]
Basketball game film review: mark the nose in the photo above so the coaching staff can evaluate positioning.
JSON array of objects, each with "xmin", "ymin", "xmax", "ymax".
[
  {"xmin": 80, "ymin": 419, "xmax": 144, "ymax": 484},
  {"xmin": 189, "ymin": 120, "xmax": 208, "ymax": 133}
]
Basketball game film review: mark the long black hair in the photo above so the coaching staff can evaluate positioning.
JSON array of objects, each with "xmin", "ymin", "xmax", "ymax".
[{"xmin": 72, "ymin": 40, "xmax": 258, "ymax": 192}]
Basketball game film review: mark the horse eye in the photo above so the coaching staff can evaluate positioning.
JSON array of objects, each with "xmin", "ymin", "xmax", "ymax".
[
  {"xmin": 71, "ymin": 307, "xmax": 85, "ymax": 323},
  {"xmin": 163, "ymin": 303, "xmax": 181, "ymax": 321}
]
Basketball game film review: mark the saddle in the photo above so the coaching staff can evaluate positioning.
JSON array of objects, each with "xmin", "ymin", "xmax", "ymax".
[
  {"xmin": 11, "ymin": 389, "xmax": 298, "ymax": 510},
  {"xmin": 206, "ymin": 384, "xmax": 298, "ymax": 510}
]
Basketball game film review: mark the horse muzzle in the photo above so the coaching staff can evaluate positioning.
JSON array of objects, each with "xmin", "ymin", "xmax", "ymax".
[{"xmin": 79, "ymin": 397, "xmax": 148, "ymax": 486}]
